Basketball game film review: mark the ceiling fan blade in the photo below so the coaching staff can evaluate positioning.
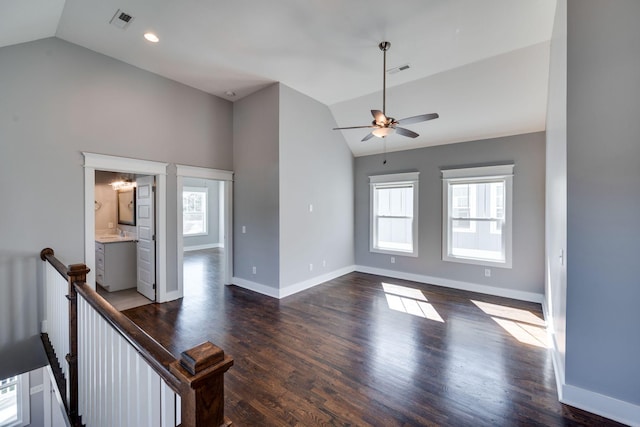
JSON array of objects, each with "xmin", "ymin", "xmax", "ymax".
[
  {"xmin": 333, "ymin": 125, "xmax": 376, "ymax": 130},
  {"xmin": 371, "ymin": 110, "xmax": 388, "ymax": 124},
  {"xmin": 395, "ymin": 127, "xmax": 419, "ymax": 138},
  {"xmin": 397, "ymin": 113, "xmax": 439, "ymax": 125},
  {"xmin": 361, "ymin": 133, "xmax": 375, "ymax": 142}
]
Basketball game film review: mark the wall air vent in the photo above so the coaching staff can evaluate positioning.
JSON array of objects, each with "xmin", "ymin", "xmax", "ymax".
[
  {"xmin": 109, "ymin": 9, "xmax": 135, "ymax": 30},
  {"xmin": 387, "ymin": 64, "xmax": 411, "ymax": 75}
]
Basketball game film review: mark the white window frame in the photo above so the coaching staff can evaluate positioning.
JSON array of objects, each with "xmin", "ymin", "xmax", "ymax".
[
  {"xmin": 369, "ymin": 172, "xmax": 419, "ymax": 257},
  {"xmin": 0, "ymin": 373, "xmax": 30, "ymax": 427},
  {"xmin": 442, "ymin": 165, "xmax": 513, "ymax": 268},
  {"xmin": 182, "ymin": 186, "xmax": 208, "ymax": 237}
]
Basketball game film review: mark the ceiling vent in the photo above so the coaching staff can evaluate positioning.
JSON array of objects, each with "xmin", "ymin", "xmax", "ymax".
[
  {"xmin": 387, "ymin": 64, "xmax": 411, "ymax": 75},
  {"xmin": 109, "ymin": 9, "xmax": 134, "ymax": 30}
]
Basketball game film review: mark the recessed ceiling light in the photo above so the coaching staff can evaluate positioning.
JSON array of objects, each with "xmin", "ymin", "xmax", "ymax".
[
  {"xmin": 225, "ymin": 91, "xmax": 236, "ymax": 97},
  {"xmin": 144, "ymin": 32, "xmax": 159, "ymax": 43}
]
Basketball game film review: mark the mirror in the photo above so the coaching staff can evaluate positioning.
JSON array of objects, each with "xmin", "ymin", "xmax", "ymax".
[{"xmin": 117, "ymin": 189, "xmax": 136, "ymax": 225}]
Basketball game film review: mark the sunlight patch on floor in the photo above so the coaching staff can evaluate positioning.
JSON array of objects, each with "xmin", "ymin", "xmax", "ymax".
[
  {"xmin": 382, "ymin": 283, "xmax": 444, "ymax": 322},
  {"xmin": 471, "ymin": 300, "xmax": 549, "ymax": 348}
]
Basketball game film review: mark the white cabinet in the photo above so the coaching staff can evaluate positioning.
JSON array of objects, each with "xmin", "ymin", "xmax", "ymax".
[{"xmin": 95, "ymin": 241, "xmax": 137, "ymax": 292}]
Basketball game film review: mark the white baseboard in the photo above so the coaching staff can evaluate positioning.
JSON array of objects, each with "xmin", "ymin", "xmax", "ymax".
[
  {"xmin": 183, "ymin": 243, "xmax": 223, "ymax": 252},
  {"xmin": 562, "ymin": 384, "xmax": 640, "ymax": 427},
  {"xmin": 542, "ymin": 299, "xmax": 566, "ymax": 401},
  {"xmin": 355, "ymin": 265, "xmax": 544, "ymax": 303},
  {"xmin": 542, "ymin": 298, "xmax": 638, "ymax": 426},
  {"xmin": 232, "ymin": 265, "xmax": 356, "ymax": 299},
  {"xmin": 233, "ymin": 265, "xmax": 544, "ymax": 303},
  {"xmin": 161, "ymin": 290, "xmax": 182, "ymax": 303},
  {"xmin": 231, "ymin": 277, "xmax": 280, "ymax": 299},
  {"xmin": 279, "ymin": 265, "xmax": 356, "ymax": 299}
]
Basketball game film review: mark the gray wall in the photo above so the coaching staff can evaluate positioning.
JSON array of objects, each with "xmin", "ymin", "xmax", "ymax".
[
  {"xmin": 233, "ymin": 84, "xmax": 280, "ymax": 288},
  {"xmin": 545, "ymin": 0, "xmax": 568, "ymax": 383},
  {"xmin": 0, "ymin": 37, "xmax": 232, "ymax": 358},
  {"xmin": 566, "ymin": 0, "xmax": 640, "ymax": 404},
  {"xmin": 355, "ymin": 132, "xmax": 545, "ymax": 296},
  {"xmin": 279, "ymin": 85, "xmax": 354, "ymax": 288},
  {"xmin": 183, "ymin": 177, "xmax": 221, "ymax": 248}
]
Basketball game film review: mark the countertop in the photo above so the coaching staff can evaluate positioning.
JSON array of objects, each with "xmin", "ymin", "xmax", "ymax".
[{"xmin": 95, "ymin": 235, "xmax": 137, "ymax": 244}]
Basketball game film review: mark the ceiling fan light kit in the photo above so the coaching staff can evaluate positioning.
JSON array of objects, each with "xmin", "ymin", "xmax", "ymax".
[{"xmin": 333, "ymin": 41, "xmax": 439, "ymax": 142}]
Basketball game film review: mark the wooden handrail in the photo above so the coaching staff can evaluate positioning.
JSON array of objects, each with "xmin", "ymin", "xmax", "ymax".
[
  {"xmin": 40, "ymin": 248, "xmax": 69, "ymax": 280},
  {"xmin": 41, "ymin": 248, "xmax": 233, "ymax": 427}
]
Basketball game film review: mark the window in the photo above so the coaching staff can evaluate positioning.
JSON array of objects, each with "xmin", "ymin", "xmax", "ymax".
[
  {"xmin": 0, "ymin": 373, "xmax": 29, "ymax": 427},
  {"xmin": 442, "ymin": 165, "xmax": 513, "ymax": 268},
  {"xmin": 183, "ymin": 187, "xmax": 208, "ymax": 236},
  {"xmin": 370, "ymin": 172, "xmax": 419, "ymax": 257}
]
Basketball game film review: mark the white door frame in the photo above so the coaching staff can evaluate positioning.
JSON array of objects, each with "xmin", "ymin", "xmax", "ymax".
[
  {"xmin": 83, "ymin": 153, "xmax": 170, "ymax": 301},
  {"xmin": 176, "ymin": 165, "xmax": 234, "ymax": 296}
]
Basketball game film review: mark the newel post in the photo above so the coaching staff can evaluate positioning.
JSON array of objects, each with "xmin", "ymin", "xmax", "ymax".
[
  {"xmin": 66, "ymin": 263, "xmax": 89, "ymax": 423},
  {"xmin": 169, "ymin": 342, "xmax": 234, "ymax": 427}
]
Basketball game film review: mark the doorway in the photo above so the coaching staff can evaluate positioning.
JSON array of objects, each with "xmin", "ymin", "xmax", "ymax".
[
  {"xmin": 176, "ymin": 165, "xmax": 233, "ymax": 297},
  {"xmin": 94, "ymin": 171, "xmax": 155, "ymax": 310},
  {"xmin": 83, "ymin": 153, "xmax": 170, "ymax": 302}
]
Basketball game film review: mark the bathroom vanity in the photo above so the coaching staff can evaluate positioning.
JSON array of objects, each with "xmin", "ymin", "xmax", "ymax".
[{"xmin": 95, "ymin": 237, "xmax": 137, "ymax": 292}]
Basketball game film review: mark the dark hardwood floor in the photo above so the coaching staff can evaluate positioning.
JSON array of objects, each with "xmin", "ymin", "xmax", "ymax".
[{"xmin": 124, "ymin": 249, "xmax": 623, "ymax": 426}]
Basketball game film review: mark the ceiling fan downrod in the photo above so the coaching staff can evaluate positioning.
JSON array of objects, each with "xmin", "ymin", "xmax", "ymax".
[{"xmin": 379, "ymin": 41, "xmax": 390, "ymax": 117}]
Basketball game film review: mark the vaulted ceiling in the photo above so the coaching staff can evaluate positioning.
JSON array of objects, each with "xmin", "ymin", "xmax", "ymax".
[{"xmin": 0, "ymin": 0, "xmax": 557, "ymax": 156}]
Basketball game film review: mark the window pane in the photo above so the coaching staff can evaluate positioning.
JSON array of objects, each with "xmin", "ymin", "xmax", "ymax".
[
  {"xmin": 0, "ymin": 376, "xmax": 18, "ymax": 425},
  {"xmin": 376, "ymin": 187, "xmax": 413, "ymax": 217},
  {"xmin": 183, "ymin": 189, "xmax": 207, "ymax": 236},
  {"xmin": 451, "ymin": 218, "xmax": 504, "ymax": 262},
  {"xmin": 377, "ymin": 217, "xmax": 413, "ymax": 252}
]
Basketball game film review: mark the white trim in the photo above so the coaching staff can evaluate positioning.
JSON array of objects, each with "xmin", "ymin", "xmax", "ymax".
[
  {"xmin": 442, "ymin": 164, "xmax": 514, "ymax": 179},
  {"xmin": 231, "ymin": 277, "xmax": 280, "ymax": 299},
  {"xmin": 369, "ymin": 171, "xmax": 419, "ymax": 184},
  {"xmin": 83, "ymin": 152, "xmax": 169, "ymax": 301},
  {"xmin": 442, "ymin": 165, "xmax": 513, "ymax": 269},
  {"xmin": 541, "ymin": 304, "xmax": 640, "ymax": 426},
  {"xmin": 176, "ymin": 164, "xmax": 233, "ymax": 181},
  {"xmin": 183, "ymin": 243, "xmax": 223, "ymax": 252},
  {"xmin": 562, "ymin": 385, "xmax": 640, "ymax": 427},
  {"xmin": 84, "ymin": 152, "xmax": 169, "ymax": 175},
  {"xmin": 279, "ymin": 266, "xmax": 356, "ymax": 299},
  {"xmin": 542, "ymin": 300, "xmax": 566, "ymax": 401},
  {"xmin": 232, "ymin": 266, "xmax": 356, "ymax": 299},
  {"xmin": 370, "ymin": 173, "xmax": 419, "ymax": 257},
  {"xmin": 355, "ymin": 265, "xmax": 543, "ymax": 303}
]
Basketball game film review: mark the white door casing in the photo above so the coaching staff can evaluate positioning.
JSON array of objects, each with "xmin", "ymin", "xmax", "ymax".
[{"xmin": 136, "ymin": 175, "xmax": 156, "ymax": 300}]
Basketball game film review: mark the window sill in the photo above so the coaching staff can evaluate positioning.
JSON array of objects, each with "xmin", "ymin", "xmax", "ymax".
[
  {"xmin": 443, "ymin": 254, "xmax": 511, "ymax": 269},
  {"xmin": 370, "ymin": 248, "xmax": 419, "ymax": 258}
]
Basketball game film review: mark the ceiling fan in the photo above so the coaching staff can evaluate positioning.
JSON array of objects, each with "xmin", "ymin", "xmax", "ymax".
[{"xmin": 333, "ymin": 41, "xmax": 439, "ymax": 142}]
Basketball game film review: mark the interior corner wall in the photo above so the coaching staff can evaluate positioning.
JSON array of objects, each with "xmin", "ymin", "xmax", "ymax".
[
  {"xmin": 565, "ymin": 0, "xmax": 640, "ymax": 409},
  {"xmin": 278, "ymin": 84, "xmax": 355, "ymax": 290},
  {"xmin": 0, "ymin": 37, "xmax": 233, "ymax": 353},
  {"xmin": 545, "ymin": 0, "xmax": 567, "ymax": 384},
  {"xmin": 232, "ymin": 84, "xmax": 280, "ymax": 289},
  {"xmin": 354, "ymin": 132, "xmax": 546, "ymax": 298}
]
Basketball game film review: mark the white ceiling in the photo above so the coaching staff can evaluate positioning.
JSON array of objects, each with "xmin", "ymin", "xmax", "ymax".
[{"xmin": 0, "ymin": 0, "xmax": 557, "ymax": 156}]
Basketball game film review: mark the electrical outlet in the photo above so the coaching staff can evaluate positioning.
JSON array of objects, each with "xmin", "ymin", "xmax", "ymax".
[
  {"xmin": 484, "ymin": 268, "xmax": 491, "ymax": 277},
  {"xmin": 391, "ymin": 257, "xmax": 395, "ymax": 264},
  {"xmin": 252, "ymin": 266, "xmax": 256, "ymax": 274},
  {"xmin": 309, "ymin": 263, "xmax": 313, "ymax": 271},
  {"xmin": 322, "ymin": 260, "xmax": 326, "ymax": 268},
  {"xmin": 108, "ymin": 222, "xmax": 114, "ymax": 229},
  {"xmin": 309, "ymin": 204, "xmax": 313, "ymax": 213},
  {"xmin": 242, "ymin": 226, "xmax": 246, "ymax": 234}
]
